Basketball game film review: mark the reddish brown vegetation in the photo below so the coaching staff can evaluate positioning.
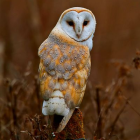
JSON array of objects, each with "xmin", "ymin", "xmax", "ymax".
[
  {"xmin": 1, "ymin": 0, "xmax": 140, "ymax": 140},
  {"xmin": 0, "ymin": 52, "xmax": 139, "ymax": 140}
]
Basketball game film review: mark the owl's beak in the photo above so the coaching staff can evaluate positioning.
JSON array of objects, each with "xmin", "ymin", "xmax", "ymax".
[
  {"xmin": 75, "ymin": 21, "xmax": 82, "ymax": 38},
  {"xmin": 76, "ymin": 32, "xmax": 81, "ymax": 38}
]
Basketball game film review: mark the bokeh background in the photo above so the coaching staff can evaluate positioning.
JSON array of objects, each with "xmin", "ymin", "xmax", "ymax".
[{"xmin": 0, "ymin": 0, "xmax": 140, "ymax": 139}]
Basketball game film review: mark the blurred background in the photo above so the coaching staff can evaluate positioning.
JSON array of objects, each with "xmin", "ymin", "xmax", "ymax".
[{"xmin": 0, "ymin": 0, "xmax": 140, "ymax": 139}]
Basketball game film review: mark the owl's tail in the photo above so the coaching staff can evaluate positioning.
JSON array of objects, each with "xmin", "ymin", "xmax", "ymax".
[{"xmin": 56, "ymin": 108, "xmax": 75, "ymax": 133}]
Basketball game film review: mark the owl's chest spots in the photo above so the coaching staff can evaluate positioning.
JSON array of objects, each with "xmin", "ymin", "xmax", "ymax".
[
  {"xmin": 40, "ymin": 43, "xmax": 89, "ymax": 80},
  {"xmin": 39, "ymin": 40, "xmax": 91, "ymax": 100}
]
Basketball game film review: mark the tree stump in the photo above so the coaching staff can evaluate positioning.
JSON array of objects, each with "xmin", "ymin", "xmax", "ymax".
[{"xmin": 52, "ymin": 108, "xmax": 85, "ymax": 140}]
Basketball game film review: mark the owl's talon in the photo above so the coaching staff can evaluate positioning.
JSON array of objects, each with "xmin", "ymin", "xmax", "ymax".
[{"xmin": 52, "ymin": 132, "xmax": 55, "ymax": 137}]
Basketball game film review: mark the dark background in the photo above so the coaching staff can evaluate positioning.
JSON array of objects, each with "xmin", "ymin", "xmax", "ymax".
[{"xmin": 0, "ymin": 0, "xmax": 140, "ymax": 139}]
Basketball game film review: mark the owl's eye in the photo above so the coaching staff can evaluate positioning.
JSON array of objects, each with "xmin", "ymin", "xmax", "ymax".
[
  {"xmin": 83, "ymin": 21, "xmax": 89, "ymax": 26},
  {"xmin": 67, "ymin": 21, "xmax": 74, "ymax": 26}
]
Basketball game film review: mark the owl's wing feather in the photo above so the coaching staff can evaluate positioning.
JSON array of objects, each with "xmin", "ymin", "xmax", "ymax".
[{"xmin": 56, "ymin": 108, "xmax": 75, "ymax": 133}]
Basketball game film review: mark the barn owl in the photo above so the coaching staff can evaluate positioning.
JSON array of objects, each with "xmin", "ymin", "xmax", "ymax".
[{"xmin": 38, "ymin": 7, "xmax": 96, "ymax": 132}]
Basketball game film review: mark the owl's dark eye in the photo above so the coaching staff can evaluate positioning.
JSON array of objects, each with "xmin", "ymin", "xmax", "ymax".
[
  {"xmin": 83, "ymin": 21, "xmax": 89, "ymax": 26},
  {"xmin": 67, "ymin": 21, "xmax": 74, "ymax": 26}
]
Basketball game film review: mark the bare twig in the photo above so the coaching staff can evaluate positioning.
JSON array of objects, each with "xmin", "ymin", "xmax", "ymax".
[
  {"xmin": 122, "ymin": 95, "xmax": 140, "ymax": 117},
  {"xmin": 108, "ymin": 101, "xmax": 127, "ymax": 138},
  {"xmin": 105, "ymin": 78, "xmax": 123, "ymax": 114},
  {"xmin": 94, "ymin": 87, "xmax": 102, "ymax": 138},
  {"xmin": 0, "ymin": 41, "xmax": 4, "ymax": 85},
  {"xmin": 21, "ymin": 131, "xmax": 37, "ymax": 140}
]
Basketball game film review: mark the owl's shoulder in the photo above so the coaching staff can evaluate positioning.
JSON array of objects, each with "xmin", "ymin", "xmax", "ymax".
[{"xmin": 38, "ymin": 30, "xmax": 90, "ymax": 58}]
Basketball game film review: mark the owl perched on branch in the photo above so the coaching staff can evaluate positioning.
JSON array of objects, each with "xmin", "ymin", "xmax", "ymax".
[{"xmin": 38, "ymin": 7, "xmax": 96, "ymax": 132}]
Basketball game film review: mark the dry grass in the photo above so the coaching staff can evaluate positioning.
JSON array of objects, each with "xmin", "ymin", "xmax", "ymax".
[{"xmin": 0, "ymin": 52, "xmax": 140, "ymax": 140}]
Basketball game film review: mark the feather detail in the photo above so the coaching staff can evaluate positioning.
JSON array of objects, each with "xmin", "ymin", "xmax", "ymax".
[{"xmin": 56, "ymin": 108, "xmax": 75, "ymax": 133}]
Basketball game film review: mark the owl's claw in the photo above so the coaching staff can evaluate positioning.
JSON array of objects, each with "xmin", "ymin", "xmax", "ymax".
[{"xmin": 52, "ymin": 132, "xmax": 56, "ymax": 137}]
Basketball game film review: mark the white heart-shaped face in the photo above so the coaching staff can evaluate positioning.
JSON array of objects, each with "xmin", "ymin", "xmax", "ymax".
[{"xmin": 60, "ymin": 11, "xmax": 96, "ymax": 42}]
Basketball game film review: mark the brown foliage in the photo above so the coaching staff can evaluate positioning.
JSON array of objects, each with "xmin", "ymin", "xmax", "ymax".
[{"xmin": 1, "ymin": 0, "xmax": 140, "ymax": 140}]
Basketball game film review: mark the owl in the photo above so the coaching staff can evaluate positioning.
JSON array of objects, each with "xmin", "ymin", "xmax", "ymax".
[{"xmin": 38, "ymin": 7, "xmax": 96, "ymax": 132}]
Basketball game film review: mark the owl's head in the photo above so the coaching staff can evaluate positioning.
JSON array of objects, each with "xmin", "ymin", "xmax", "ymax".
[{"xmin": 56, "ymin": 7, "xmax": 96, "ymax": 49}]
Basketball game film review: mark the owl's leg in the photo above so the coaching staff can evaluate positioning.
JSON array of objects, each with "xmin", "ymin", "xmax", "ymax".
[{"xmin": 56, "ymin": 108, "xmax": 75, "ymax": 133}]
